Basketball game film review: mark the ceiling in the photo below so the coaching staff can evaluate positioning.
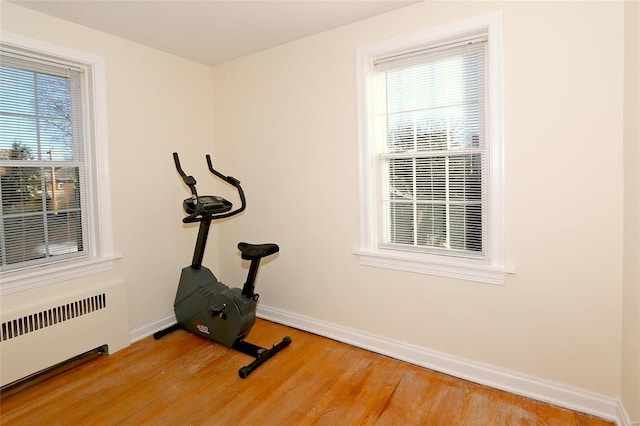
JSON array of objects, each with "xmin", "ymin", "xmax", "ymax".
[{"xmin": 10, "ymin": 0, "xmax": 417, "ymax": 66}]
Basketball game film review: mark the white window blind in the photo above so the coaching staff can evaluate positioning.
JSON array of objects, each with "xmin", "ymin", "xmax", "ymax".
[
  {"xmin": 373, "ymin": 36, "xmax": 487, "ymax": 258},
  {"xmin": 0, "ymin": 51, "xmax": 89, "ymax": 271}
]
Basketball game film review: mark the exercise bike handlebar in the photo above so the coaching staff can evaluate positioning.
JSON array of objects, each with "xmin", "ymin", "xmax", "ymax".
[
  {"xmin": 206, "ymin": 154, "xmax": 246, "ymax": 220},
  {"xmin": 173, "ymin": 152, "xmax": 246, "ymax": 222},
  {"xmin": 173, "ymin": 152, "xmax": 198, "ymax": 195}
]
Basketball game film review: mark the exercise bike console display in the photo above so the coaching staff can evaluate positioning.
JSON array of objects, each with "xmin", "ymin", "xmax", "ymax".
[
  {"xmin": 183, "ymin": 195, "xmax": 232, "ymax": 216},
  {"xmin": 154, "ymin": 152, "xmax": 291, "ymax": 379}
]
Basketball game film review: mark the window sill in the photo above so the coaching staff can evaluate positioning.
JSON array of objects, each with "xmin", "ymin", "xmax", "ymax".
[
  {"xmin": 355, "ymin": 249, "xmax": 514, "ymax": 285},
  {"xmin": 0, "ymin": 255, "xmax": 122, "ymax": 296}
]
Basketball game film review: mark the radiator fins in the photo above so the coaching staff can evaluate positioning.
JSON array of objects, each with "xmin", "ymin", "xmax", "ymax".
[{"xmin": 0, "ymin": 293, "xmax": 107, "ymax": 342}]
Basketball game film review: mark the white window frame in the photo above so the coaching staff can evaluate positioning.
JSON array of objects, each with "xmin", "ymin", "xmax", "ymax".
[
  {"xmin": 355, "ymin": 12, "xmax": 513, "ymax": 285},
  {"xmin": 0, "ymin": 32, "xmax": 118, "ymax": 295}
]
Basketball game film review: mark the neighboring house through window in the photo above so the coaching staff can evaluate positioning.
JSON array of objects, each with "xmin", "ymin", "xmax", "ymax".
[
  {"xmin": 356, "ymin": 13, "xmax": 512, "ymax": 284},
  {"xmin": 0, "ymin": 33, "xmax": 116, "ymax": 294}
]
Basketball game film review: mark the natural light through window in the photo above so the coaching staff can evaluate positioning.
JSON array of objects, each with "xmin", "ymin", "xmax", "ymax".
[
  {"xmin": 376, "ymin": 38, "xmax": 485, "ymax": 257},
  {"xmin": 0, "ymin": 54, "xmax": 86, "ymax": 268},
  {"xmin": 356, "ymin": 13, "xmax": 512, "ymax": 284},
  {"xmin": 0, "ymin": 33, "xmax": 116, "ymax": 295}
]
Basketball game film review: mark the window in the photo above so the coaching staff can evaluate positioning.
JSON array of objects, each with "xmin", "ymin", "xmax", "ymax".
[
  {"xmin": 356, "ymin": 13, "xmax": 512, "ymax": 284},
  {"xmin": 0, "ymin": 33, "xmax": 116, "ymax": 294}
]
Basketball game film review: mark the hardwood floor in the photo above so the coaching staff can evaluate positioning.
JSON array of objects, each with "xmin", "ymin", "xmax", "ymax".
[{"xmin": 0, "ymin": 319, "xmax": 613, "ymax": 425}]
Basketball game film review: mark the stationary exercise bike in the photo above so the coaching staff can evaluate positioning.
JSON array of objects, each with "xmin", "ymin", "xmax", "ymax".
[{"xmin": 154, "ymin": 152, "xmax": 291, "ymax": 378}]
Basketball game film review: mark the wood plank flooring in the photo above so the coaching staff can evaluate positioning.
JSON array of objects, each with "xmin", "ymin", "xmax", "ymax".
[{"xmin": 0, "ymin": 319, "xmax": 613, "ymax": 425}]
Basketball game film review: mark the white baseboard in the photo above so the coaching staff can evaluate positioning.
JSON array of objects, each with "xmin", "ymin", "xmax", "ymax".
[
  {"xmin": 256, "ymin": 304, "xmax": 629, "ymax": 426},
  {"xmin": 129, "ymin": 313, "xmax": 175, "ymax": 343},
  {"xmin": 619, "ymin": 401, "xmax": 638, "ymax": 426}
]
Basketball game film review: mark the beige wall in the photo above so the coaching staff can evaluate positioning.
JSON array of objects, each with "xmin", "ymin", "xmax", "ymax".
[
  {"xmin": 0, "ymin": 1, "xmax": 217, "ymax": 328},
  {"xmin": 1, "ymin": 0, "xmax": 637, "ymax": 419},
  {"xmin": 623, "ymin": 0, "xmax": 640, "ymax": 421},
  {"xmin": 211, "ymin": 1, "xmax": 625, "ymax": 398}
]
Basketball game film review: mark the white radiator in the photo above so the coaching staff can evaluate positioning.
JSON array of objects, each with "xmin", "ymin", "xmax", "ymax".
[{"xmin": 0, "ymin": 281, "xmax": 130, "ymax": 387}]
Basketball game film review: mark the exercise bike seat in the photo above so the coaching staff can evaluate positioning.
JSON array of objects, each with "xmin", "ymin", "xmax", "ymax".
[{"xmin": 238, "ymin": 242, "xmax": 280, "ymax": 260}]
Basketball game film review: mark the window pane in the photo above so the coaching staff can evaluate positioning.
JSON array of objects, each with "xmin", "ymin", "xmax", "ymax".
[
  {"xmin": 376, "ymin": 40, "xmax": 486, "ymax": 256},
  {"xmin": 415, "ymin": 109, "xmax": 448, "ymax": 151},
  {"xmin": 0, "ymin": 116, "xmax": 39, "ymax": 157},
  {"xmin": 1, "ymin": 165, "xmax": 44, "ymax": 213},
  {"xmin": 388, "ymin": 201, "xmax": 414, "ymax": 245},
  {"xmin": 416, "ymin": 203, "xmax": 447, "ymax": 248},
  {"xmin": 2, "ymin": 214, "xmax": 45, "ymax": 264},
  {"xmin": 37, "ymin": 73, "xmax": 71, "ymax": 119},
  {"xmin": 0, "ymin": 71, "xmax": 74, "ymax": 161},
  {"xmin": 38, "ymin": 72, "xmax": 74, "ymax": 161},
  {"xmin": 386, "ymin": 67, "xmax": 419, "ymax": 112},
  {"xmin": 47, "ymin": 166, "xmax": 80, "ymax": 211},
  {"xmin": 0, "ymin": 66, "xmax": 35, "ymax": 116},
  {"xmin": 416, "ymin": 157, "xmax": 446, "ymax": 201},
  {"xmin": 449, "ymin": 204, "xmax": 482, "ymax": 252},
  {"xmin": 387, "ymin": 112, "xmax": 414, "ymax": 153},
  {"xmin": 40, "ymin": 120, "xmax": 73, "ymax": 161},
  {"xmin": 0, "ymin": 131, "xmax": 74, "ymax": 162},
  {"xmin": 388, "ymin": 158, "xmax": 414, "ymax": 201},
  {"xmin": 449, "ymin": 154, "xmax": 482, "ymax": 202},
  {"xmin": 1, "ymin": 165, "xmax": 83, "ymax": 266},
  {"xmin": 385, "ymin": 52, "xmax": 483, "ymax": 153},
  {"xmin": 47, "ymin": 210, "xmax": 82, "ymax": 255}
]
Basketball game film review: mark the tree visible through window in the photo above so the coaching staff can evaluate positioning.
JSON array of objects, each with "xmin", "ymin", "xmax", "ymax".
[{"xmin": 0, "ymin": 52, "xmax": 86, "ymax": 269}]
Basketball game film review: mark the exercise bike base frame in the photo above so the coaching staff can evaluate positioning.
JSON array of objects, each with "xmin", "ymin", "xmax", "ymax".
[
  {"xmin": 153, "ymin": 324, "xmax": 291, "ymax": 379},
  {"xmin": 234, "ymin": 336, "xmax": 292, "ymax": 378},
  {"xmin": 153, "ymin": 323, "xmax": 181, "ymax": 340}
]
